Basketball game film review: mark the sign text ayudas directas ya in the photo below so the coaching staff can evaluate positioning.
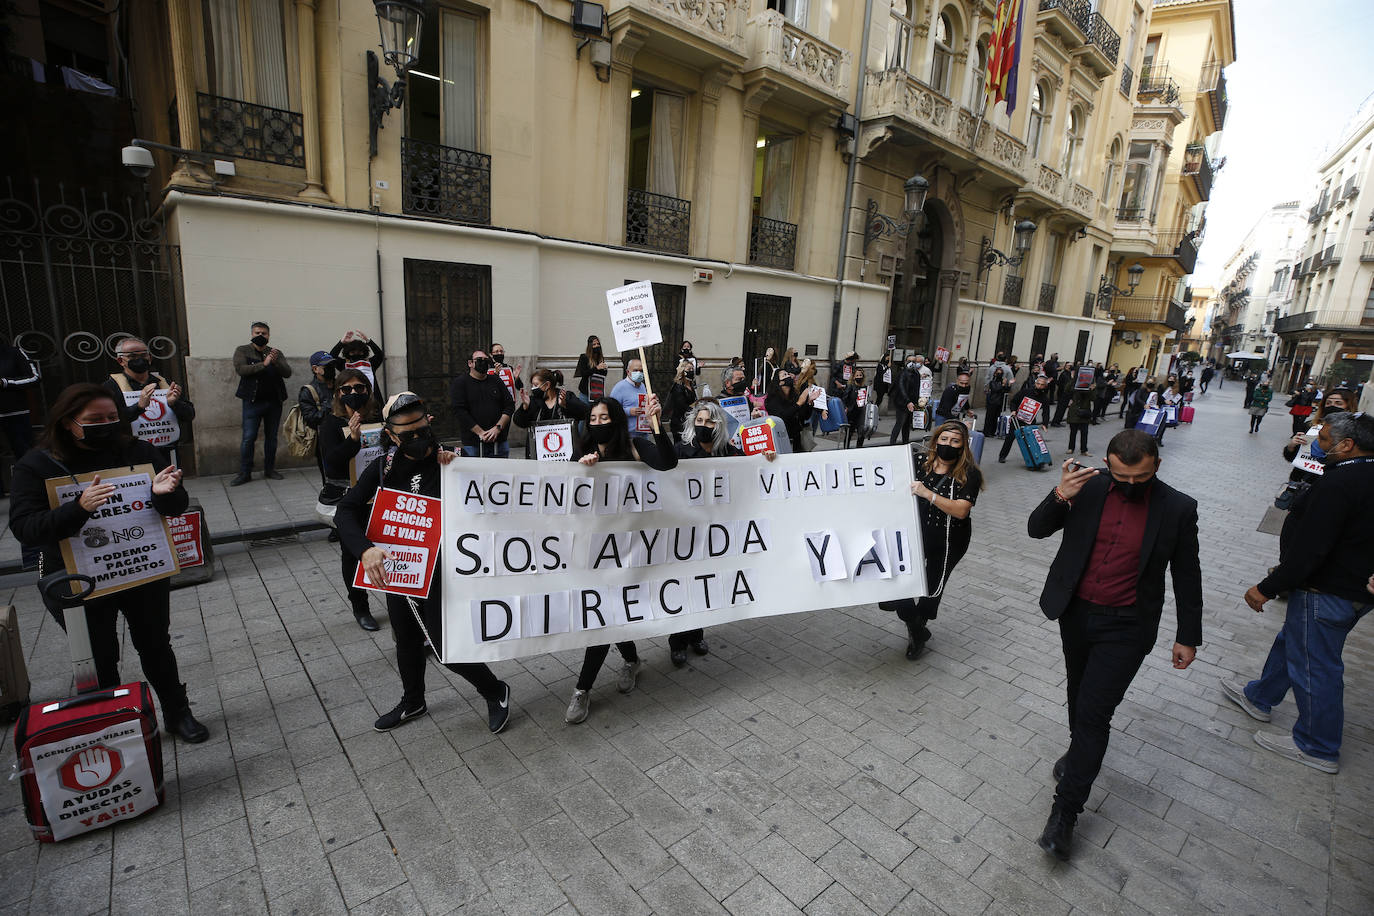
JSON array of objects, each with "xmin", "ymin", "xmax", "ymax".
[{"xmin": 436, "ymin": 448, "xmax": 926, "ymax": 663}]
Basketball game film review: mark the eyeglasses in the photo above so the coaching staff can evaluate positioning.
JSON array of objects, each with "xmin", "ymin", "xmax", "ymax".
[
  {"xmin": 337, "ymin": 384, "xmax": 370, "ymax": 394},
  {"xmin": 391, "ymin": 427, "xmax": 431, "ymax": 443},
  {"xmin": 120, "ymin": 351, "xmax": 150, "ymax": 359}
]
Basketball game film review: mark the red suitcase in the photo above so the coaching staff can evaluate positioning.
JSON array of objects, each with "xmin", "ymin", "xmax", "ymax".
[
  {"xmin": 1180, "ymin": 405, "xmax": 1195, "ymax": 424},
  {"xmin": 12, "ymin": 574, "xmax": 164, "ymax": 842}
]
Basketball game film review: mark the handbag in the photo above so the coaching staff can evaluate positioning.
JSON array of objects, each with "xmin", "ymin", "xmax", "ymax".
[
  {"xmin": 1274, "ymin": 480, "xmax": 1310, "ymax": 511},
  {"xmin": 315, "ymin": 481, "xmax": 347, "ymax": 527}
]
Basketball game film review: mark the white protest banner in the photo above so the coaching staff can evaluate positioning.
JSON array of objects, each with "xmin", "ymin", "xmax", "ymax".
[
  {"xmin": 1291, "ymin": 429, "xmax": 1325, "ymax": 475},
  {"xmin": 883, "ymin": 368, "xmax": 892, "ymax": 384},
  {"xmin": 808, "ymin": 384, "xmax": 826, "ymax": 404},
  {"xmin": 606, "ymin": 281, "xmax": 662, "ymax": 351},
  {"xmin": 352, "ymin": 488, "xmax": 443, "ymax": 598},
  {"xmin": 31, "ymin": 716, "xmax": 159, "ymax": 841},
  {"xmin": 534, "ymin": 421, "xmax": 575, "ymax": 461},
  {"xmin": 857, "ymin": 388, "xmax": 868, "ymax": 408},
  {"xmin": 934, "ymin": 347, "xmax": 951, "ymax": 364},
  {"xmin": 45, "ymin": 466, "xmax": 179, "ymax": 599},
  {"xmin": 440, "ymin": 447, "xmax": 925, "ymax": 663},
  {"xmin": 350, "ymin": 424, "xmax": 385, "ymax": 485},
  {"xmin": 1015, "ymin": 397, "xmax": 1040, "ymax": 424},
  {"xmin": 167, "ymin": 511, "xmax": 205, "ymax": 568},
  {"xmin": 121, "ymin": 391, "xmax": 180, "ymax": 448}
]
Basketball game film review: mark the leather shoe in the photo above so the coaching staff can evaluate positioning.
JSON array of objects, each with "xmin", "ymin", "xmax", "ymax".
[
  {"xmin": 1037, "ymin": 807, "xmax": 1076, "ymax": 861},
  {"xmin": 264, "ymin": 470, "xmax": 285, "ymax": 480},
  {"xmin": 1052, "ymin": 754, "xmax": 1066, "ymax": 783},
  {"xmin": 229, "ymin": 474, "xmax": 251, "ymax": 486},
  {"xmin": 690, "ymin": 639, "xmax": 709, "ymax": 656},
  {"xmin": 354, "ymin": 609, "xmax": 380, "ymax": 632},
  {"xmin": 670, "ymin": 648, "xmax": 687, "ymax": 667},
  {"xmin": 167, "ymin": 709, "xmax": 209, "ymax": 743}
]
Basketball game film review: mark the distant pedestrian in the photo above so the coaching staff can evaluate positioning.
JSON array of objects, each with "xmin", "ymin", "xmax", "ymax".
[
  {"xmin": 574, "ymin": 335, "xmax": 609, "ymax": 401},
  {"xmin": 231, "ymin": 321, "xmax": 292, "ymax": 485},
  {"xmin": 1248, "ymin": 382, "xmax": 1273, "ymax": 433}
]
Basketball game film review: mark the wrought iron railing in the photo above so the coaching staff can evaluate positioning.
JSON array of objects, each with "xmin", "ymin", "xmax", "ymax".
[
  {"xmin": 1083, "ymin": 291, "xmax": 1097, "ymax": 317},
  {"xmin": 1116, "ymin": 206, "xmax": 1146, "ymax": 222},
  {"xmin": 1154, "ymin": 231, "xmax": 1199, "ymax": 274},
  {"xmin": 1198, "ymin": 60, "xmax": 1228, "ymax": 127},
  {"xmin": 1322, "ymin": 244, "xmax": 1338, "ymax": 269},
  {"xmin": 401, "ymin": 138, "xmax": 492, "ymax": 225},
  {"xmin": 626, "ymin": 188, "xmax": 691, "ymax": 254},
  {"xmin": 1274, "ymin": 311, "xmax": 1315, "ymax": 334},
  {"xmin": 1110, "ymin": 296, "xmax": 1187, "ymax": 331},
  {"xmin": 1085, "ymin": 13, "xmax": 1120, "ymax": 65},
  {"xmin": 1135, "ymin": 63, "xmax": 1180, "ymax": 104},
  {"xmin": 196, "ymin": 92, "xmax": 304, "ymax": 167},
  {"xmin": 1002, "ymin": 275, "xmax": 1024, "ymax": 308},
  {"xmin": 1038, "ymin": 282, "xmax": 1058, "ymax": 312},
  {"xmin": 748, "ymin": 215, "xmax": 797, "ymax": 270},
  {"xmin": 1039, "ymin": 0, "xmax": 1093, "ymax": 36},
  {"xmin": 1119, "ymin": 63, "xmax": 1133, "ymax": 96},
  {"xmin": 1182, "ymin": 144, "xmax": 1213, "ymax": 200}
]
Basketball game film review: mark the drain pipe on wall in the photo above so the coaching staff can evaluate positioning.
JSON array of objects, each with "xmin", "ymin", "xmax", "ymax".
[{"xmin": 828, "ymin": 0, "xmax": 876, "ymax": 365}]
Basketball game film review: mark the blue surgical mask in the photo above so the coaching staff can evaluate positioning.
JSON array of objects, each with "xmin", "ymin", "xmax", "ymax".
[{"xmin": 630, "ymin": 371, "xmax": 644, "ymax": 384}]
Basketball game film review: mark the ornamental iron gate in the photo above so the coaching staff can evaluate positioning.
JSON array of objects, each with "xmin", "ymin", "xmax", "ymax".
[
  {"xmin": 0, "ymin": 178, "xmax": 188, "ymax": 431},
  {"xmin": 742, "ymin": 293, "xmax": 791, "ymax": 384},
  {"xmin": 403, "ymin": 258, "xmax": 493, "ymax": 442}
]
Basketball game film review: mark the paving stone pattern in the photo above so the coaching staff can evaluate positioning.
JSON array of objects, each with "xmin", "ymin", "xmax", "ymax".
[{"xmin": 0, "ymin": 383, "xmax": 1370, "ymax": 914}]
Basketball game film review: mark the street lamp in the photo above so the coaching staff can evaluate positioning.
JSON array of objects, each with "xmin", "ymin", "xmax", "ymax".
[
  {"xmin": 974, "ymin": 218, "xmax": 1038, "ymax": 285},
  {"xmin": 903, "ymin": 173, "xmax": 930, "ymax": 219},
  {"xmin": 863, "ymin": 171, "xmax": 929, "ymax": 254},
  {"xmin": 368, "ymin": 0, "xmax": 427, "ymax": 159},
  {"xmin": 1097, "ymin": 263, "xmax": 1143, "ymax": 309}
]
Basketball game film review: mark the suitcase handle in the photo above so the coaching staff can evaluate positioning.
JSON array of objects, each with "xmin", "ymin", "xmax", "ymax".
[
  {"xmin": 42, "ymin": 686, "xmax": 132, "ymax": 714},
  {"xmin": 38, "ymin": 572, "xmax": 97, "ymax": 608}
]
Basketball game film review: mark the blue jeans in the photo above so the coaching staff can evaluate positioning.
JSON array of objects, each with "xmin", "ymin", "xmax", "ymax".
[
  {"xmin": 461, "ymin": 441, "xmax": 509, "ymax": 458},
  {"xmin": 240, "ymin": 399, "xmax": 282, "ymax": 475},
  {"xmin": 1246, "ymin": 589, "xmax": 1373, "ymax": 761}
]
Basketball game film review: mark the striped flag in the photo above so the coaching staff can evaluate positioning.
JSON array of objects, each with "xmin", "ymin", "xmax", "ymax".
[{"xmin": 985, "ymin": 0, "xmax": 1025, "ymax": 114}]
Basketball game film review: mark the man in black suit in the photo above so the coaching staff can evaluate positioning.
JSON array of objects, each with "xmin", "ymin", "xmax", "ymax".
[{"xmin": 1027, "ymin": 429, "xmax": 1203, "ymax": 861}]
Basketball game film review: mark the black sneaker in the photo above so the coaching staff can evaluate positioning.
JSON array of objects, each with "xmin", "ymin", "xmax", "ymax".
[
  {"xmin": 1052, "ymin": 754, "xmax": 1067, "ymax": 783},
  {"xmin": 487, "ymin": 683, "xmax": 511, "ymax": 734},
  {"xmin": 1037, "ymin": 806, "xmax": 1076, "ymax": 861},
  {"xmin": 229, "ymin": 473, "xmax": 252, "ymax": 486},
  {"xmin": 690, "ymin": 638, "xmax": 709, "ymax": 656},
  {"xmin": 374, "ymin": 701, "xmax": 427, "ymax": 732},
  {"xmin": 670, "ymin": 648, "xmax": 688, "ymax": 667}
]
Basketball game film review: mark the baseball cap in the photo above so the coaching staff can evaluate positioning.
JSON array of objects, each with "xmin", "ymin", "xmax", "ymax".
[
  {"xmin": 383, "ymin": 391, "xmax": 425, "ymax": 423},
  {"xmin": 309, "ymin": 350, "xmax": 333, "ymax": 367}
]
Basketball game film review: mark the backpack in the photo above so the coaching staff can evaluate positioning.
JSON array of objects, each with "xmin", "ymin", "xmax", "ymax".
[{"xmin": 284, "ymin": 386, "xmax": 321, "ymax": 457}]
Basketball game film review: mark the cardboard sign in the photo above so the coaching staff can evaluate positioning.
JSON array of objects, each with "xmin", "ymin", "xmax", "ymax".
[
  {"xmin": 886, "ymin": 334, "xmax": 896, "ymax": 350},
  {"xmin": 344, "ymin": 359, "xmax": 376, "ymax": 390},
  {"xmin": 842, "ymin": 364, "xmax": 853, "ymax": 381},
  {"xmin": 606, "ymin": 281, "xmax": 662, "ymax": 351},
  {"xmin": 1016, "ymin": 397, "xmax": 1041, "ymax": 424},
  {"xmin": 934, "ymin": 347, "xmax": 950, "ymax": 364},
  {"xmin": 441, "ymin": 447, "xmax": 924, "ymax": 663},
  {"xmin": 1291, "ymin": 430, "xmax": 1325, "ymax": 475},
  {"xmin": 808, "ymin": 385, "xmax": 826, "ymax": 404},
  {"xmin": 883, "ymin": 368, "xmax": 892, "ymax": 384},
  {"xmin": 918, "ymin": 372, "xmax": 933, "ymax": 401},
  {"xmin": 534, "ymin": 421, "xmax": 574, "ymax": 462},
  {"xmin": 45, "ymin": 466, "xmax": 179, "ymax": 599},
  {"xmin": 349, "ymin": 424, "xmax": 386, "ymax": 485},
  {"xmin": 167, "ymin": 510, "xmax": 205, "ymax": 569},
  {"xmin": 740, "ymin": 420, "xmax": 777, "ymax": 455},
  {"xmin": 636, "ymin": 393, "xmax": 651, "ymax": 433},
  {"xmin": 953, "ymin": 393, "xmax": 969, "ymax": 414},
  {"xmin": 913, "ymin": 409, "xmax": 929, "ymax": 431},
  {"xmin": 31, "ymin": 716, "xmax": 159, "ymax": 841},
  {"xmin": 352, "ymin": 488, "xmax": 443, "ymax": 598},
  {"xmin": 121, "ymin": 391, "xmax": 180, "ymax": 448},
  {"xmin": 1075, "ymin": 367, "xmax": 1095, "ymax": 390},
  {"xmin": 719, "ymin": 395, "xmax": 751, "ymax": 442},
  {"xmin": 489, "ymin": 365, "xmax": 516, "ymax": 401},
  {"xmin": 857, "ymin": 389, "xmax": 868, "ymax": 408}
]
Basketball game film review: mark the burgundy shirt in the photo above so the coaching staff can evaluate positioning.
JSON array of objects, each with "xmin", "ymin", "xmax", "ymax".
[{"xmin": 1076, "ymin": 483, "xmax": 1151, "ymax": 606}]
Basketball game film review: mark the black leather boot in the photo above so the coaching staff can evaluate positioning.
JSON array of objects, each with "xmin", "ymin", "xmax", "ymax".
[
  {"xmin": 353, "ymin": 606, "xmax": 380, "ymax": 631},
  {"xmin": 166, "ymin": 707, "xmax": 210, "ymax": 743},
  {"xmin": 1037, "ymin": 806, "xmax": 1076, "ymax": 861}
]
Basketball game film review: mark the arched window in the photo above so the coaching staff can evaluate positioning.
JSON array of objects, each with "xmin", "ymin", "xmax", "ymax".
[
  {"xmin": 969, "ymin": 37, "xmax": 989, "ymax": 112},
  {"xmin": 886, "ymin": 0, "xmax": 915, "ymax": 71},
  {"xmin": 1027, "ymin": 82, "xmax": 1049, "ymax": 158},
  {"xmin": 1102, "ymin": 137, "xmax": 1122, "ymax": 202},
  {"xmin": 930, "ymin": 11, "xmax": 954, "ymax": 94},
  {"xmin": 1062, "ymin": 107, "xmax": 1084, "ymax": 179}
]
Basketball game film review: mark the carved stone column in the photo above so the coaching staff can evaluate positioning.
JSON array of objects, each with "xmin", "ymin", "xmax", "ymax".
[
  {"xmin": 314, "ymin": 0, "xmax": 346, "ymax": 206},
  {"xmin": 295, "ymin": 0, "xmax": 331, "ymax": 201},
  {"xmin": 689, "ymin": 65, "xmax": 735, "ymax": 258},
  {"xmin": 605, "ymin": 26, "xmax": 648, "ymax": 245},
  {"xmin": 165, "ymin": 0, "xmax": 205, "ymax": 187},
  {"xmin": 792, "ymin": 112, "xmax": 831, "ymax": 275},
  {"xmin": 737, "ymin": 79, "xmax": 778, "ymax": 263}
]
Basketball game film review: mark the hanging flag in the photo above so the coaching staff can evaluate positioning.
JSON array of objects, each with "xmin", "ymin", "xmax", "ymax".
[{"xmin": 985, "ymin": 0, "xmax": 1025, "ymax": 115}]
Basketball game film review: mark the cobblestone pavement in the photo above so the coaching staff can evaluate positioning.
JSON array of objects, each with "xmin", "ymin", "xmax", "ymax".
[{"xmin": 1, "ymin": 383, "xmax": 1370, "ymax": 915}]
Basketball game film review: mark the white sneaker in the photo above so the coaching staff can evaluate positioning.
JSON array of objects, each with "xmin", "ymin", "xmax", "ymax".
[
  {"xmin": 565, "ymin": 689, "xmax": 590, "ymax": 725},
  {"xmin": 1253, "ymin": 730, "xmax": 1338, "ymax": 774},
  {"xmin": 617, "ymin": 660, "xmax": 642, "ymax": 694},
  {"xmin": 1220, "ymin": 678, "xmax": 1271, "ymax": 722}
]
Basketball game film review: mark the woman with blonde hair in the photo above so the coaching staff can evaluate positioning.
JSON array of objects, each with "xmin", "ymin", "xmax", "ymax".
[
  {"xmin": 666, "ymin": 359, "xmax": 698, "ymax": 437},
  {"xmin": 879, "ymin": 420, "xmax": 985, "ymax": 658}
]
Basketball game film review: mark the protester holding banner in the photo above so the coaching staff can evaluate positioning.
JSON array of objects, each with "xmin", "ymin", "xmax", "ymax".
[
  {"xmin": 1287, "ymin": 383, "xmax": 1319, "ymax": 436},
  {"xmin": 879, "ymin": 421, "xmax": 983, "ymax": 659},
  {"xmin": 983, "ymin": 367, "xmax": 1011, "ymax": 438},
  {"xmin": 934, "ymin": 371, "xmax": 974, "ymax": 428},
  {"xmin": 1248, "ymin": 381, "xmax": 1273, "ymax": 433},
  {"xmin": 562, "ymin": 395, "xmax": 677, "ymax": 724},
  {"xmin": 7, "ymin": 383, "xmax": 209, "ymax": 743},
  {"xmin": 103, "ymin": 336, "xmax": 195, "ymax": 459},
  {"xmin": 997, "ymin": 375, "xmax": 1052, "ymax": 464},
  {"xmin": 1281, "ymin": 388, "xmax": 1353, "ymax": 476},
  {"xmin": 574, "ymin": 335, "xmax": 609, "ymax": 402},
  {"xmin": 318, "ymin": 369, "xmax": 382, "ymax": 631},
  {"xmin": 329, "ymin": 330, "xmax": 385, "ymax": 401},
  {"xmin": 513, "ymin": 368, "xmax": 589, "ymax": 459},
  {"xmin": 338, "ymin": 392, "xmax": 513, "ymax": 734},
  {"xmin": 451, "ymin": 348, "xmax": 515, "ymax": 458}
]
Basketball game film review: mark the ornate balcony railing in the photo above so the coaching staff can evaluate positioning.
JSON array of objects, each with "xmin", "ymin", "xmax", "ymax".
[
  {"xmin": 1038, "ymin": 0, "xmax": 1093, "ymax": 41},
  {"xmin": 1003, "ymin": 275, "xmax": 1024, "ymax": 308},
  {"xmin": 1038, "ymin": 282, "xmax": 1058, "ymax": 313},
  {"xmin": 1036, "ymin": 164, "xmax": 1063, "ymax": 196},
  {"xmin": 1086, "ymin": 13, "xmax": 1120, "ymax": 65},
  {"xmin": 626, "ymin": 188, "xmax": 691, "ymax": 254},
  {"xmin": 1116, "ymin": 206, "xmax": 1146, "ymax": 222},
  {"xmin": 1182, "ymin": 144, "xmax": 1213, "ymax": 200},
  {"xmin": 1069, "ymin": 183, "xmax": 1094, "ymax": 215},
  {"xmin": 1135, "ymin": 63, "xmax": 1180, "ymax": 105},
  {"xmin": 401, "ymin": 138, "xmax": 492, "ymax": 225},
  {"xmin": 747, "ymin": 10, "xmax": 851, "ymax": 103},
  {"xmin": 1110, "ymin": 296, "xmax": 1187, "ymax": 331},
  {"xmin": 748, "ymin": 214, "xmax": 798, "ymax": 270},
  {"xmin": 196, "ymin": 92, "xmax": 304, "ymax": 167},
  {"xmin": 1154, "ymin": 231, "xmax": 1199, "ymax": 274},
  {"xmin": 1361, "ymin": 240, "xmax": 1374, "ymax": 262},
  {"xmin": 1083, "ymin": 291, "xmax": 1097, "ymax": 317},
  {"xmin": 1119, "ymin": 63, "xmax": 1134, "ymax": 96},
  {"xmin": 1198, "ymin": 60, "xmax": 1228, "ymax": 127},
  {"xmin": 1274, "ymin": 311, "xmax": 1316, "ymax": 335}
]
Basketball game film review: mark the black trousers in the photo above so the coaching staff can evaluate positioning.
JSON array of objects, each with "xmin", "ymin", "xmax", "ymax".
[
  {"xmin": 889, "ymin": 407, "xmax": 914, "ymax": 445},
  {"xmin": 1067, "ymin": 423, "xmax": 1089, "ymax": 453},
  {"xmin": 1055, "ymin": 601, "xmax": 1157, "ymax": 814},
  {"xmin": 44, "ymin": 579, "xmax": 187, "ymax": 716},
  {"xmin": 385, "ymin": 595, "xmax": 501, "ymax": 709},
  {"xmin": 1250, "ymin": 412, "xmax": 1265, "ymax": 432},
  {"xmin": 1119, "ymin": 386, "xmax": 1137, "ymax": 416},
  {"xmin": 668, "ymin": 629, "xmax": 704, "ymax": 651},
  {"xmin": 340, "ymin": 548, "xmax": 370, "ymax": 615},
  {"xmin": 843, "ymin": 426, "xmax": 866, "ymax": 449},
  {"xmin": 577, "ymin": 642, "xmax": 638, "ymax": 691},
  {"xmin": 1051, "ymin": 399, "xmax": 1071, "ymax": 425}
]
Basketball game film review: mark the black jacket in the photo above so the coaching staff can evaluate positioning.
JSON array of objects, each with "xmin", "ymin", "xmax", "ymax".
[
  {"xmin": 233, "ymin": 343, "xmax": 292, "ymax": 402},
  {"xmin": 8, "ymin": 438, "xmax": 188, "ymax": 572},
  {"xmin": 1027, "ymin": 475, "xmax": 1203, "ymax": 646},
  {"xmin": 936, "ymin": 384, "xmax": 972, "ymax": 419},
  {"xmin": 317, "ymin": 413, "xmax": 363, "ymax": 481},
  {"xmin": 1260, "ymin": 456, "xmax": 1374, "ymax": 602},
  {"xmin": 0, "ymin": 343, "xmax": 39, "ymax": 416},
  {"xmin": 512, "ymin": 390, "xmax": 590, "ymax": 458},
  {"xmin": 298, "ymin": 379, "xmax": 332, "ymax": 430},
  {"xmin": 101, "ymin": 372, "xmax": 196, "ymax": 433},
  {"xmin": 449, "ymin": 373, "xmax": 515, "ymax": 447}
]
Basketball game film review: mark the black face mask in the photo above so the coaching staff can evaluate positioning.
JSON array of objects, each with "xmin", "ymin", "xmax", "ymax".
[
  {"xmin": 344, "ymin": 350, "xmax": 367, "ymax": 362},
  {"xmin": 588, "ymin": 423, "xmax": 616, "ymax": 445},
  {"xmin": 397, "ymin": 429, "xmax": 436, "ymax": 460},
  {"xmin": 126, "ymin": 358, "xmax": 150, "ymax": 374},
  {"xmin": 474, "ymin": 357, "xmax": 492, "ymax": 374},
  {"xmin": 341, "ymin": 392, "xmax": 370, "ymax": 411},
  {"xmin": 681, "ymin": 348, "xmax": 692, "ymax": 356},
  {"xmin": 77, "ymin": 420, "xmax": 121, "ymax": 450},
  {"xmin": 1112, "ymin": 478, "xmax": 1153, "ymax": 501},
  {"xmin": 592, "ymin": 346, "xmax": 603, "ymax": 357},
  {"xmin": 935, "ymin": 444, "xmax": 961, "ymax": 462},
  {"xmin": 322, "ymin": 366, "xmax": 336, "ymax": 382},
  {"xmin": 694, "ymin": 424, "xmax": 714, "ymax": 447},
  {"xmin": 251, "ymin": 335, "xmax": 268, "ymax": 348},
  {"xmin": 956, "ymin": 384, "xmax": 970, "ymax": 394},
  {"xmin": 491, "ymin": 353, "xmax": 505, "ymax": 364}
]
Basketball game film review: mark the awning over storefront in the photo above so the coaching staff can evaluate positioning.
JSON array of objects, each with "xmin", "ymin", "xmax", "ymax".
[{"xmin": 1226, "ymin": 351, "xmax": 1265, "ymax": 359}]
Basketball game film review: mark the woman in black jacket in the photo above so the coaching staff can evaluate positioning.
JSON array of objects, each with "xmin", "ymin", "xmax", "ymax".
[
  {"xmin": 7, "ymin": 383, "xmax": 208, "ymax": 742},
  {"xmin": 983, "ymin": 366, "xmax": 1010, "ymax": 437},
  {"xmin": 841, "ymin": 368, "xmax": 870, "ymax": 449},
  {"xmin": 318, "ymin": 369, "xmax": 381, "ymax": 631},
  {"xmin": 664, "ymin": 360, "xmax": 697, "ymax": 439},
  {"xmin": 565, "ymin": 396, "xmax": 678, "ymax": 724},
  {"xmin": 763, "ymin": 373, "xmax": 818, "ymax": 452},
  {"xmin": 573, "ymin": 335, "xmax": 609, "ymax": 401},
  {"xmin": 513, "ymin": 368, "xmax": 590, "ymax": 458}
]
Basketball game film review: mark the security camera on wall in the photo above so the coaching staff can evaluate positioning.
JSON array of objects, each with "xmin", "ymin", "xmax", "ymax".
[{"xmin": 122, "ymin": 145, "xmax": 154, "ymax": 179}]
